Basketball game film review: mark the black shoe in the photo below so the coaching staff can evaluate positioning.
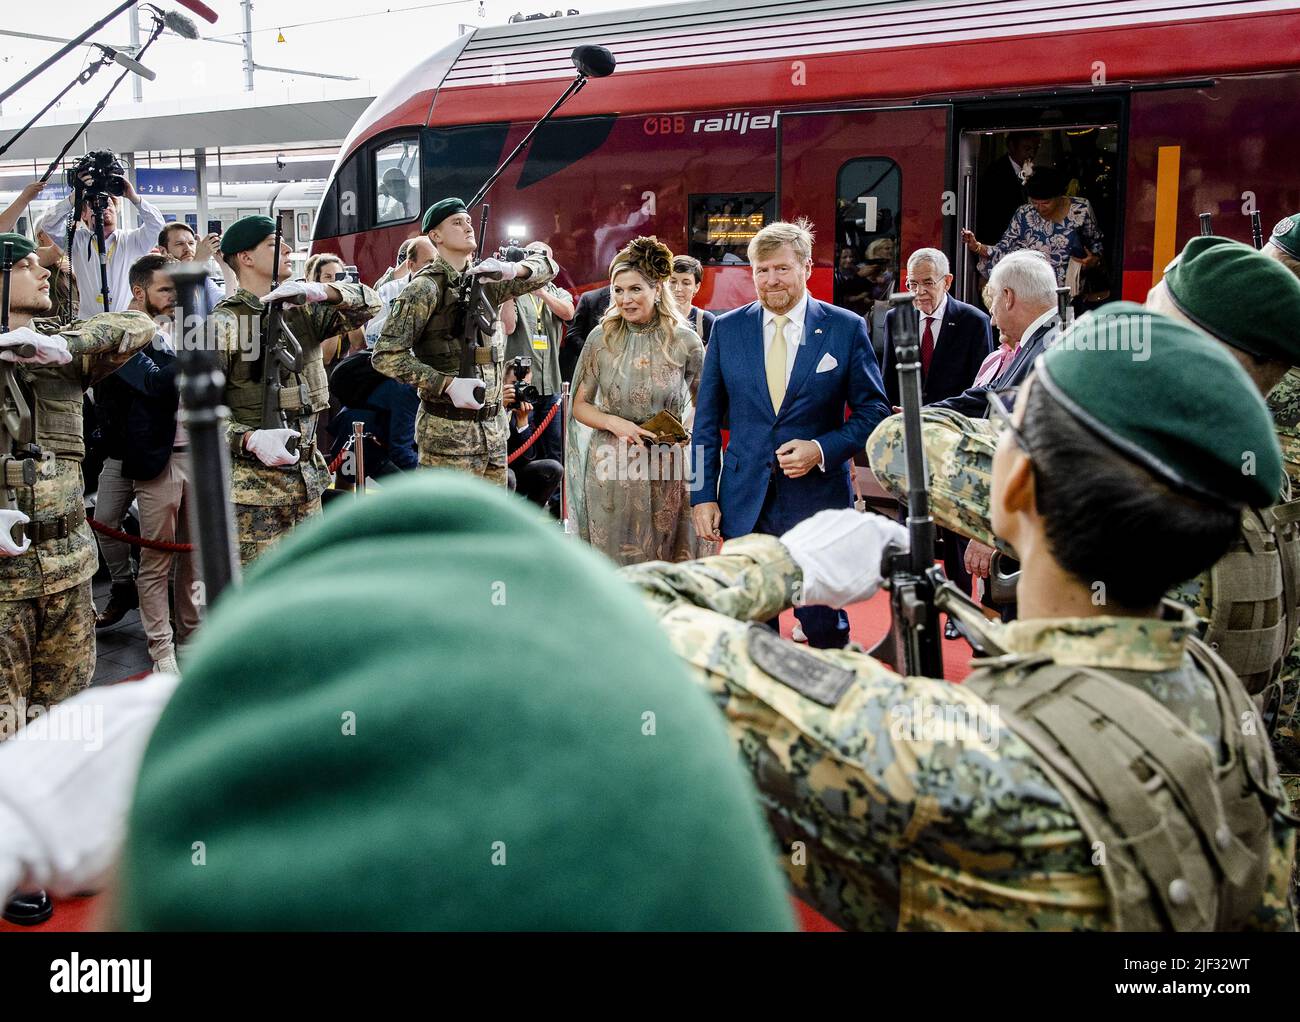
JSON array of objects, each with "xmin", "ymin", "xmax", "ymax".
[
  {"xmin": 944, "ymin": 619, "xmax": 961, "ymax": 641},
  {"xmin": 95, "ymin": 581, "xmax": 138, "ymax": 629},
  {"xmin": 3, "ymin": 889, "xmax": 53, "ymax": 926}
]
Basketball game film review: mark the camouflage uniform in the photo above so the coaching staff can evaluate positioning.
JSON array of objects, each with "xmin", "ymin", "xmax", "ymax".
[
  {"xmin": 211, "ymin": 284, "xmax": 380, "ymax": 565},
  {"xmin": 621, "ymin": 534, "xmax": 1297, "ymax": 931},
  {"xmin": 867, "ymin": 410, "xmax": 1300, "ymax": 819},
  {"xmin": 0, "ymin": 311, "xmax": 155, "ymax": 737},
  {"xmin": 1268, "ymin": 367, "xmax": 1300, "ymax": 491},
  {"xmin": 373, "ymin": 252, "xmax": 557, "ymax": 483}
]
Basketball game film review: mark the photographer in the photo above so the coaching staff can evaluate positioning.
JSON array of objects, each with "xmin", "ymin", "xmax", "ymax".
[
  {"xmin": 35, "ymin": 153, "xmax": 166, "ymax": 318},
  {"xmin": 504, "ymin": 358, "xmax": 562, "ymax": 509},
  {"xmin": 158, "ymin": 222, "xmax": 231, "ymax": 312}
]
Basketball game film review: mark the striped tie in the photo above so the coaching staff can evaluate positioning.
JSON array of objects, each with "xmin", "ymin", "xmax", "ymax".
[{"xmin": 766, "ymin": 314, "xmax": 789, "ymax": 414}]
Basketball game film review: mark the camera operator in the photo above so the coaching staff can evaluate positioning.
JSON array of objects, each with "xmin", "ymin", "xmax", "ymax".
[
  {"xmin": 158, "ymin": 222, "xmax": 232, "ymax": 312},
  {"xmin": 504, "ymin": 357, "xmax": 562, "ymax": 509},
  {"xmin": 35, "ymin": 153, "xmax": 166, "ymax": 319},
  {"xmin": 500, "ymin": 245, "xmax": 573, "ymax": 474}
]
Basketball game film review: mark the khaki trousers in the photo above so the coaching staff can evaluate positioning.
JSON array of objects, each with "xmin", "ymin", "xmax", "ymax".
[{"xmin": 135, "ymin": 449, "xmax": 200, "ymax": 664}]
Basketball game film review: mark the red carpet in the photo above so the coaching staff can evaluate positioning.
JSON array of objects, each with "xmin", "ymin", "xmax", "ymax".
[{"xmin": 7, "ymin": 588, "xmax": 975, "ymax": 934}]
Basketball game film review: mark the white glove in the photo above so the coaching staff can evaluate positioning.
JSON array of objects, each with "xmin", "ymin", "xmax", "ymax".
[
  {"xmin": 469, "ymin": 257, "xmax": 522, "ymax": 282},
  {"xmin": 781, "ymin": 509, "xmax": 909, "ymax": 608},
  {"xmin": 0, "ymin": 673, "xmax": 180, "ymax": 901},
  {"xmin": 244, "ymin": 427, "xmax": 300, "ymax": 467},
  {"xmin": 446, "ymin": 376, "xmax": 485, "ymax": 411},
  {"xmin": 0, "ymin": 327, "xmax": 72, "ymax": 366},
  {"xmin": 264, "ymin": 280, "xmax": 331, "ymax": 305},
  {"xmin": 0, "ymin": 508, "xmax": 30, "ymax": 556}
]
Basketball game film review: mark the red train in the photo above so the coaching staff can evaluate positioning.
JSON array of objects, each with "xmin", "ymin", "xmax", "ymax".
[{"xmin": 311, "ymin": 0, "xmax": 1300, "ymax": 326}]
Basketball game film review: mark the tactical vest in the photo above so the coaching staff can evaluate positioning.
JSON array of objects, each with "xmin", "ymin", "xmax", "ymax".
[
  {"xmin": 409, "ymin": 265, "xmax": 497, "ymax": 378},
  {"xmin": 216, "ymin": 297, "xmax": 327, "ymax": 432},
  {"xmin": 23, "ymin": 361, "xmax": 85, "ymax": 461},
  {"xmin": 965, "ymin": 639, "xmax": 1289, "ymax": 931},
  {"xmin": 1204, "ymin": 500, "xmax": 1300, "ymax": 724}
]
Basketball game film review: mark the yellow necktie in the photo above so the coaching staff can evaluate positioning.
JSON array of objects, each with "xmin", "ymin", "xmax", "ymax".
[{"xmin": 766, "ymin": 314, "xmax": 789, "ymax": 413}]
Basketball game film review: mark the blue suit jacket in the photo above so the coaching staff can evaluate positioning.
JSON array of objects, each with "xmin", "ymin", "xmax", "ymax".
[{"xmin": 692, "ymin": 298, "xmax": 890, "ymax": 539}]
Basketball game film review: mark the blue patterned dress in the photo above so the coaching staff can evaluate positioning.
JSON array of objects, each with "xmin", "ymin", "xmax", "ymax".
[{"xmin": 979, "ymin": 197, "xmax": 1104, "ymax": 286}]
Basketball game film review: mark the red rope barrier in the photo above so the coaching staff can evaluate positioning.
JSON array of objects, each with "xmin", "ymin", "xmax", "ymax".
[
  {"xmin": 507, "ymin": 400, "xmax": 561, "ymax": 464},
  {"xmin": 88, "ymin": 517, "xmax": 194, "ymax": 553}
]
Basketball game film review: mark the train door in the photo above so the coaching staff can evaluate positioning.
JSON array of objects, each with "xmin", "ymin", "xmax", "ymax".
[
  {"xmin": 776, "ymin": 105, "xmax": 951, "ymax": 364},
  {"xmin": 953, "ymin": 96, "xmax": 1126, "ymax": 313}
]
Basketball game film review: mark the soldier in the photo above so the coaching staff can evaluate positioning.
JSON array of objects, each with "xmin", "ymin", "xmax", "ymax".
[
  {"xmin": 0, "ymin": 232, "xmax": 154, "ymax": 924},
  {"xmin": 372, "ymin": 197, "xmax": 558, "ymax": 482},
  {"xmin": 214, "ymin": 216, "xmax": 380, "ymax": 564},
  {"xmin": 623, "ymin": 305, "xmax": 1297, "ymax": 931},
  {"xmin": 869, "ymin": 238, "xmax": 1300, "ymax": 827}
]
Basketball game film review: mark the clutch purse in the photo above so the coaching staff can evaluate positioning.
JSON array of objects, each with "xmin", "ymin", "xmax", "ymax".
[{"xmin": 639, "ymin": 410, "xmax": 690, "ymax": 445}]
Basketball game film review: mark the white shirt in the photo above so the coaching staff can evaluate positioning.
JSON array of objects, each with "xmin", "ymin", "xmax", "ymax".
[
  {"xmin": 37, "ymin": 195, "xmax": 166, "ymax": 320},
  {"xmin": 365, "ymin": 272, "xmax": 411, "ymax": 347},
  {"xmin": 1021, "ymin": 306, "xmax": 1059, "ymax": 350},
  {"xmin": 761, "ymin": 293, "xmax": 825, "ymax": 470}
]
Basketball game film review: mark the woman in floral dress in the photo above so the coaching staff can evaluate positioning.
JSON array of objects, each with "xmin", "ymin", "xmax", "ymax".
[
  {"xmin": 567, "ymin": 238, "xmax": 705, "ymax": 566},
  {"xmin": 961, "ymin": 165, "xmax": 1104, "ymax": 287}
]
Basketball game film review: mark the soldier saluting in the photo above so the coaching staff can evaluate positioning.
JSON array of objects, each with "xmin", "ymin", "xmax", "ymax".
[
  {"xmin": 0, "ymin": 231, "xmax": 154, "ymax": 925},
  {"xmin": 373, "ymin": 197, "xmax": 558, "ymax": 482},
  {"xmin": 214, "ymin": 216, "xmax": 380, "ymax": 564}
]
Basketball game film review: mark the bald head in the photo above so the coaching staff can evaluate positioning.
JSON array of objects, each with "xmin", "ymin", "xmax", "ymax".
[{"xmin": 405, "ymin": 237, "xmax": 435, "ymax": 276}]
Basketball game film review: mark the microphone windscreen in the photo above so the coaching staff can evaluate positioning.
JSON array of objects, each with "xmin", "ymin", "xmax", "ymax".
[
  {"xmin": 112, "ymin": 50, "xmax": 157, "ymax": 81},
  {"xmin": 571, "ymin": 45, "xmax": 616, "ymax": 78},
  {"xmin": 163, "ymin": 10, "xmax": 201, "ymax": 39},
  {"xmin": 174, "ymin": 0, "xmax": 218, "ymax": 23}
]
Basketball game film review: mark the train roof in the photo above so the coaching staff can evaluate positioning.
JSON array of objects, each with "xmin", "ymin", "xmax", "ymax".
[{"xmin": 343, "ymin": 0, "xmax": 1300, "ymax": 157}]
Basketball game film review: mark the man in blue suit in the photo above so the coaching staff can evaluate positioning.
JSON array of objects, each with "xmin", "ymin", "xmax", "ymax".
[{"xmin": 691, "ymin": 219, "xmax": 890, "ymax": 648}]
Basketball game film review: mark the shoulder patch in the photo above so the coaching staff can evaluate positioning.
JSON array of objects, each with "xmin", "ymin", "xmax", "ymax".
[{"xmin": 746, "ymin": 625, "xmax": 856, "ymax": 707}]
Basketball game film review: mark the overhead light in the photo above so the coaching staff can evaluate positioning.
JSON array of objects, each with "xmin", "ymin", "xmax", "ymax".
[{"xmin": 506, "ymin": 223, "xmax": 527, "ymax": 237}]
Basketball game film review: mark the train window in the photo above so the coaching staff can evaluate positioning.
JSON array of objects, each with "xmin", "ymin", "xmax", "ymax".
[
  {"xmin": 373, "ymin": 138, "xmax": 420, "ymax": 226},
  {"xmin": 687, "ymin": 194, "xmax": 775, "ymax": 265},
  {"xmin": 834, "ymin": 158, "xmax": 901, "ymax": 348},
  {"xmin": 297, "ymin": 211, "xmax": 312, "ymax": 242}
]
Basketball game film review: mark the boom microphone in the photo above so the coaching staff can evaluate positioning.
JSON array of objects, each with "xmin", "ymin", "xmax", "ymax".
[
  {"xmin": 163, "ymin": 10, "xmax": 201, "ymax": 38},
  {"xmin": 571, "ymin": 45, "xmax": 616, "ymax": 78},
  {"xmin": 98, "ymin": 46, "xmax": 157, "ymax": 81}
]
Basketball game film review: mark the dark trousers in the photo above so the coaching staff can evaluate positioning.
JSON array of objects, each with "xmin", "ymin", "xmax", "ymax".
[
  {"xmin": 509, "ymin": 458, "xmax": 563, "ymax": 508},
  {"xmin": 531, "ymin": 393, "xmax": 564, "ymax": 464},
  {"xmin": 753, "ymin": 480, "xmax": 850, "ymax": 650}
]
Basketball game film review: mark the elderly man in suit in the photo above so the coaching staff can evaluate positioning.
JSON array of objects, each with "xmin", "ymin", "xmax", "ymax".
[
  {"xmin": 879, "ymin": 247, "xmax": 992, "ymax": 406},
  {"xmin": 878, "ymin": 247, "xmax": 992, "ymax": 614},
  {"xmin": 692, "ymin": 219, "xmax": 891, "ymax": 648}
]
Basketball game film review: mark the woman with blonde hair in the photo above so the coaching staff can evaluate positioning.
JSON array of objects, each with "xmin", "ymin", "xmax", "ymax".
[{"xmin": 567, "ymin": 237, "xmax": 705, "ymax": 565}]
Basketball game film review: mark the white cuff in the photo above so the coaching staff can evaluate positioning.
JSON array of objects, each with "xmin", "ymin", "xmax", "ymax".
[{"xmin": 813, "ymin": 440, "xmax": 826, "ymax": 472}]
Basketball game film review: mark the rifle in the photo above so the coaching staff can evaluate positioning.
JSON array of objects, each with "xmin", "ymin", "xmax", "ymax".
[
  {"xmin": 0, "ymin": 242, "xmax": 41, "ymax": 549},
  {"xmin": 169, "ymin": 261, "xmax": 240, "ymax": 604},
  {"xmin": 870, "ymin": 292, "xmax": 1009, "ymax": 673},
  {"xmin": 260, "ymin": 210, "xmax": 304, "ymax": 454},
  {"xmin": 1199, "ymin": 212, "xmax": 1214, "ymax": 236},
  {"xmin": 1251, "ymin": 209, "xmax": 1265, "ymax": 250}
]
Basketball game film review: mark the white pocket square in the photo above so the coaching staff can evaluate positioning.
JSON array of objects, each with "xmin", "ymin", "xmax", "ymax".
[{"xmin": 815, "ymin": 353, "xmax": 838, "ymax": 373}]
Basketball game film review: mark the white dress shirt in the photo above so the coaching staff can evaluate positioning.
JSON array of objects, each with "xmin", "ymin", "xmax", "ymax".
[
  {"xmin": 37, "ymin": 195, "xmax": 166, "ymax": 319},
  {"xmin": 761, "ymin": 293, "xmax": 825, "ymax": 470}
]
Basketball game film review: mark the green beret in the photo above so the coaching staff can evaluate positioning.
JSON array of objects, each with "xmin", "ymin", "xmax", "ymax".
[
  {"xmin": 1269, "ymin": 214, "xmax": 1300, "ymax": 260},
  {"xmin": 219, "ymin": 215, "xmax": 276, "ymax": 257},
  {"xmin": 421, "ymin": 196, "xmax": 467, "ymax": 234},
  {"xmin": 121, "ymin": 473, "xmax": 793, "ymax": 931},
  {"xmin": 0, "ymin": 232, "xmax": 36, "ymax": 263},
  {"xmin": 1039, "ymin": 302, "xmax": 1282, "ymax": 507},
  {"xmin": 1162, "ymin": 236, "xmax": 1300, "ymax": 363}
]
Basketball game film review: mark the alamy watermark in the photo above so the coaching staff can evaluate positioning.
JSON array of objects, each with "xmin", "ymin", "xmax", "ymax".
[{"xmin": 1058, "ymin": 313, "xmax": 1151, "ymax": 362}]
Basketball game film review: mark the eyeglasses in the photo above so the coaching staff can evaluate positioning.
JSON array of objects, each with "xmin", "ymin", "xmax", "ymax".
[
  {"xmin": 905, "ymin": 278, "xmax": 943, "ymax": 291},
  {"xmin": 986, "ymin": 388, "xmax": 1031, "ymax": 455}
]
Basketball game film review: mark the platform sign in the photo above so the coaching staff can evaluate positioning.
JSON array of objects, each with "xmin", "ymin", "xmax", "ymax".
[{"xmin": 136, "ymin": 168, "xmax": 197, "ymax": 196}]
